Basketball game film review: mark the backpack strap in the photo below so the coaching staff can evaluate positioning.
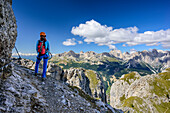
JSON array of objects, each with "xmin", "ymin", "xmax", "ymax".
[{"xmin": 40, "ymin": 41, "xmax": 44, "ymax": 53}]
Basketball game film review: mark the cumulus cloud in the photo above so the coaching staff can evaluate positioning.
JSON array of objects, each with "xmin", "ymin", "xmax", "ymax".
[
  {"xmin": 108, "ymin": 45, "xmax": 116, "ymax": 50},
  {"xmin": 71, "ymin": 19, "xmax": 170, "ymax": 49},
  {"xmin": 78, "ymin": 41, "xmax": 83, "ymax": 44},
  {"xmin": 63, "ymin": 38, "xmax": 76, "ymax": 46}
]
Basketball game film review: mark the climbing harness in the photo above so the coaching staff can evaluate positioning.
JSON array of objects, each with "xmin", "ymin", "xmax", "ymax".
[{"xmin": 46, "ymin": 50, "xmax": 53, "ymax": 60}]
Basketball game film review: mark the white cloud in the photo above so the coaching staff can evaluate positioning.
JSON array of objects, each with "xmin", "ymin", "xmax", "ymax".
[
  {"xmin": 108, "ymin": 45, "xmax": 116, "ymax": 50},
  {"xmin": 78, "ymin": 41, "xmax": 83, "ymax": 44},
  {"xmin": 161, "ymin": 42, "xmax": 170, "ymax": 48},
  {"xmin": 71, "ymin": 20, "xmax": 170, "ymax": 49},
  {"xmin": 63, "ymin": 38, "xmax": 76, "ymax": 46},
  {"xmin": 130, "ymin": 48, "xmax": 136, "ymax": 54}
]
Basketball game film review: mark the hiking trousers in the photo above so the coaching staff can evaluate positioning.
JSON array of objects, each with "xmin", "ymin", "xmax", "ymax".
[{"xmin": 35, "ymin": 54, "xmax": 49, "ymax": 78}]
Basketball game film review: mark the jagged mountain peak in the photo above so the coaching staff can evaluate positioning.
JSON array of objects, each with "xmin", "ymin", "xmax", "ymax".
[
  {"xmin": 80, "ymin": 51, "xmax": 84, "ymax": 54},
  {"xmin": 66, "ymin": 50, "xmax": 76, "ymax": 54}
]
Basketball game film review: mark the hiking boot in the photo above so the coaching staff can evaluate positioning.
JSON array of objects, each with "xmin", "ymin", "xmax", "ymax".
[
  {"xmin": 42, "ymin": 77, "xmax": 46, "ymax": 82},
  {"xmin": 35, "ymin": 73, "xmax": 38, "ymax": 76}
]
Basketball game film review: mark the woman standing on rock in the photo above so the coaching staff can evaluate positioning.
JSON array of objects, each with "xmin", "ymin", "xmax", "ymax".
[{"xmin": 35, "ymin": 32, "xmax": 50, "ymax": 81}]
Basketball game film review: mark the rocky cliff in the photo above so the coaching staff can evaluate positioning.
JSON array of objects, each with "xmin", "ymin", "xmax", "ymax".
[
  {"xmin": 110, "ymin": 70, "xmax": 170, "ymax": 113},
  {"xmin": 0, "ymin": 0, "xmax": 17, "ymax": 79},
  {"xmin": 64, "ymin": 68, "xmax": 106, "ymax": 102}
]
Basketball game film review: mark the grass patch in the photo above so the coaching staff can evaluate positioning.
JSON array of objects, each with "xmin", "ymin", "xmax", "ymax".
[
  {"xmin": 150, "ymin": 78, "xmax": 170, "ymax": 97},
  {"xmin": 68, "ymin": 85, "xmax": 97, "ymax": 103},
  {"xmin": 122, "ymin": 96, "xmax": 149, "ymax": 113},
  {"xmin": 85, "ymin": 70, "xmax": 99, "ymax": 94},
  {"xmin": 152, "ymin": 100, "xmax": 170, "ymax": 113},
  {"xmin": 102, "ymin": 57, "xmax": 119, "ymax": 62},
  {"xmin": 120, "ymin": 94, "xmax": 125, "ymax": 101},
  {"xmin": 68, "ymin": 85, "xmax": 113, "ymax": 113},
  {"xmin": 158, "ymin": 71, "xmax": 170, "ymax": 80},
  {"xmin": 120, "ymin": 72, "xmax": 140, "ymax": 85},
  {"xmin": 150, "ymin": 69, "xmax": 170, "ymax": 97},
  {"xmin": 166, "ymin": 68, "xmax": 170, "ymax": 72},
  {"xmin": 106, "ymin": 86, "xmax": 111, "ymax": 96}
]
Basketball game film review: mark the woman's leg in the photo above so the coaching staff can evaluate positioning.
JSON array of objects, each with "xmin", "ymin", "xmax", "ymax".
[
  {"xmin": 35, "ymin": 57, "xmax": 41, "ymax": 74},
  {"xmin": 42, "ymin": 57, "xmax": 48, "ymax": 78}
]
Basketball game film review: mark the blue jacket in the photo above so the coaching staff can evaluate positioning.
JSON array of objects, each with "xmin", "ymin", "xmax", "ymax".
[{"xmin": 36, "ymin": 40, "xmax": 50, "ymax": 56}]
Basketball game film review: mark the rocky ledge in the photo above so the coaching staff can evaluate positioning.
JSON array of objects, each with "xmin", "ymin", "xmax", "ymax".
[{"xmin": 12, "ymin": 58, "xmax": 107, "ymax": 103}]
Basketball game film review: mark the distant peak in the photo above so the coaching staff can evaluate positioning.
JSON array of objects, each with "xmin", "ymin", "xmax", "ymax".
[
  {"xmin": 68, "ymin": 50, "xmax": 75, "ymax": 53},
  {"xmin": 80, "ymin": 51, "xmax": 84, "ymax": 54}
]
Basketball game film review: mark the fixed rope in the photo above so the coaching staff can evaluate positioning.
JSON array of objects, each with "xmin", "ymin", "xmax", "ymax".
[{"xmin": 14, "ymin": 46, "xmax": 22, "ymax": 60}]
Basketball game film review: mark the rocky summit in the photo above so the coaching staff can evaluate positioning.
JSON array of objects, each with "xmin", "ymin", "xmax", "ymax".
[{"xmin": 110, "ymin": 70, "xmax": 170, "ymax": 113}]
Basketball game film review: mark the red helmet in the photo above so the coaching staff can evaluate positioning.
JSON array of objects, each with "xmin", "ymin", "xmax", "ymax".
[
  {"xmin": 40, "ymin": 32, "xmax": 47, "ymax": 41},
  {"xmin": 40, "ymin": 32, "xmax": 46, "ymax": 36}
]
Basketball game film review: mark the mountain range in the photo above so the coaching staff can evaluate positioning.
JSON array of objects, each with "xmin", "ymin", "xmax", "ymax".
[
  {"xmin": 1, "ymin": 0, "xmax": 170, "ymax": 112},
  {"xmin": 50, "ymin": 49, "xmax": 170, "ymax": 83}
]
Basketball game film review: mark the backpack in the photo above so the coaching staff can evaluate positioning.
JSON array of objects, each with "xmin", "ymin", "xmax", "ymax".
[{"xmin": 37, "ymin": 40, "xmax": 46, "ymax": 55}]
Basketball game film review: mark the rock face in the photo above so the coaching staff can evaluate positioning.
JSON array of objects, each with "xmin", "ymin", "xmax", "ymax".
[
  {"xmin": 0, "ymin": 0, "xmax": 17, "ymax": 78},
  {"xmin": 64, "ymin": 68, "xmax": 106, "ymax": 103},
  {"xmin": 64, "ymin": 68, "xmax": 91, "ymax": 95},
  {"xmin": 109, "ymin": 50, "xmax": 123, "ymax": 59},
  {"xmin": 0, "ymin": 66, "xmax": 48, "ymax": 112},
  {"xmin": 110, "ymin": 70, "xmax": 170, "ymax": 113}
]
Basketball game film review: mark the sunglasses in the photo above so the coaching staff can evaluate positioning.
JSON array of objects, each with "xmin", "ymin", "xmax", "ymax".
[{"xmin": 40, "ymin": 35, "xmax": 46, "ymax": 37}]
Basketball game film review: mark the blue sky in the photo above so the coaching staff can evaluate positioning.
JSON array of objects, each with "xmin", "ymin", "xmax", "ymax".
[{"xmin": 12, "ymin": 0, "xmax": 170, "ymax": 54}]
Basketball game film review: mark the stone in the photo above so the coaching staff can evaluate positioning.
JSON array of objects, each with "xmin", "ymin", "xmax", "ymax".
[{"xmin": 0, "ymin": 0, "xmax": 17, "ymax": 79}]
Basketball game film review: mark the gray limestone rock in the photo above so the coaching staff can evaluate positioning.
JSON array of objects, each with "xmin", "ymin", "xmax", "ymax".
[
  {"xmin": 110, "ymin": 71, "xmax": 170, "ymax": 113},
  {"xmin": 0, "ymin": 0, "xmax": 17, "ymax": 79}
]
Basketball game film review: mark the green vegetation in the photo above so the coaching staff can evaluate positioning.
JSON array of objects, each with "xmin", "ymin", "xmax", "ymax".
[
  {"xmin": 102, "ymin": 57, "xmax": 119, "ymax": 62},
  {"xmin": 50, "ymin": 56, "xmax": 154, "ymax": 98},
  {"xmin": 60, "ymin": 61, "xmax": 99, "ymax": 71},
  {"xmin": 165, "ymin": 68, "xmax": 170, "ymax": 72},
  {"xmin": 122, "ymin": 96, "xmax": 150, "ymax": 113},
  {"xmin": 120, "ymin": 94, "xmax": 125, "ymax": 101},
  {"xmin": 68, "ymin": 85, "xmax": 97, "ymax": 103},
  {"xmin": 85, "ymin": 70, "xmax": 99, "ymax": 93},
  {"xmin": 106, "ymin": 86, "xmax": 111, "ymax": 96},
  {"xmin": 120, "ymin": 69, "xmax": 170, "ymax": 113},
  {"xmin": 150, "ymin": 71, "xmax": 170, "ymax": 97},
  {"xmin": 152, "ymin": 100, "xmax": 170, "ymax": 113},
  {"xmin": 158, "ymin": 69, "xmax": 170, "ymax": 81},
  {"xmin": 68, "ymin": 85, "xmax": 113, "ymax": 112},
  {"xmin": 120, "ymin": 72, "xmax": 140, "ymax": 85}
]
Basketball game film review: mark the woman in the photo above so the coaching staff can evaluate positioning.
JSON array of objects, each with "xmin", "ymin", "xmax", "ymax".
[{"xmin": 35, "ymin": 32, "xmax": 50, "ymax": 81}]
